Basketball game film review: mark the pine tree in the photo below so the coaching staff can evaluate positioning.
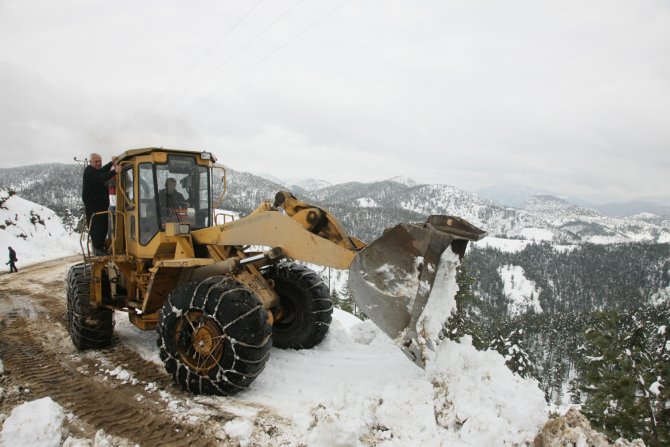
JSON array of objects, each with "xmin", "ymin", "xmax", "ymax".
[
  {"xmin": 489, "ymin": 328, "xmax": 537, "ymax": 380},
  {"xmin": 578, "ymin": 306, "xmax": 670, "ymax": 446},
  {"xmin": 442, "ymin": 257, "xmax": 486, "ymax": 349}
]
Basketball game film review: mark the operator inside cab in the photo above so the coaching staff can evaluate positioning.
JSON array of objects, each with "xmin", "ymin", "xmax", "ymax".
[{"xmin": 157, "ymin": 177, "xmax": 188, "ymax": 225}]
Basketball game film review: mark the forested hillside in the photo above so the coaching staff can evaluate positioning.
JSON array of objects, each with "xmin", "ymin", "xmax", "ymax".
[
  {"xmin": 453, "ymin": 243, "xmax": 670, "ymax": 445},
  {"xmin": 468, "ymin": 243, "xmax": 670, "ymax": 313}
]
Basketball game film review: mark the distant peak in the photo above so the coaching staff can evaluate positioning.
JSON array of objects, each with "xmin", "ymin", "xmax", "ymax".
[
  {"xmin": 387, "ymin": 175, "xmax": 418, "ymax": 187},
  {"xmin": 285, "ymin": 177, "xmax": 332, "ymax": 192}
]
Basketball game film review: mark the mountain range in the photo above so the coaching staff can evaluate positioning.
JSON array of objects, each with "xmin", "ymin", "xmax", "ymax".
[
  {"xmin": 477, "ymin": 183, "xmax": 670, "ymax": 217},
  {"xmin": 1, "ymin": 163, "xmax": 669, "ymax": 244}
]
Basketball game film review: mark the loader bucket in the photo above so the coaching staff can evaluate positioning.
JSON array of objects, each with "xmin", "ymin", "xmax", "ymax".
[{"xmin": 348, "ymin": 216, "xmax": 486, "ymax": 368}]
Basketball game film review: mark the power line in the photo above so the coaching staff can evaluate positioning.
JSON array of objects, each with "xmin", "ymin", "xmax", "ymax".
[
  {"xmin": 130, "ymin": 0, "xmax": 306, "ymax": 136},
  {"xmin": 119, "ymin": 0, "xmax": 265, "ymax": 135},
  {"xmin": 146, "ymin": 0, "xmax": 351, "ymax": 135}
]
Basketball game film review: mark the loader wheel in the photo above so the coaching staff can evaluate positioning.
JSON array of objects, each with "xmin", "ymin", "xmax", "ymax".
[
  {"xmin": 157, "ymin": 276, "xmax": 272, "ymax": 396},
  {"xmin": 66, "ymin": 262, "xmax": 114, "ymax": 349},
  {"xmin": 264, "ymin": 263, "xmax": 333, "ymax": 349}
]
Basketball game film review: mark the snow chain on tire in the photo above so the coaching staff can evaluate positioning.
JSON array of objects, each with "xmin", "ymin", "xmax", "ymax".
[
  {"xmin": 263, "ymin": 262, "xmax": 333, "ymax": 349},
  {"xmin": 66, "ymin": 262, "xmax": 114, "ymax": 349},
  {"xmin": 157, "ymin": 276, "xmax": 272, "ymax": 396}
]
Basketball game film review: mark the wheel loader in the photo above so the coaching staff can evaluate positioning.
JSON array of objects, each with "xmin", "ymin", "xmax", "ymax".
[{"xmin": 67, "ymin": 147, "xmax": 486, "ymax": 395}]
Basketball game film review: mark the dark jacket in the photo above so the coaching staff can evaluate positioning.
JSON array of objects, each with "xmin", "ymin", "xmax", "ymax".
[
  {"xmin": 158, "ymin": 189, "xmax": 187, "ymax": 220},
  {"xmin": 8, "ymin": 247, "xmax": 17, "ymax": 262},
  {"xmin": 82, "ymin": 162, "xmax": 115, "ymax": 215}
]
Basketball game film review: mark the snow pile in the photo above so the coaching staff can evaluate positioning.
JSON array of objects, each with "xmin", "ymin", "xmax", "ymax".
[
  {"xmin": 428, "ymin": 336, "xmax": 547, "ymax": 445},
  {"xmin": 0, "ymin": 190, "xmax": 79, "ymax": 267},
  {"xmin": 414, "ymin": 248, "xmax": 461, "ymax": 362},
  {"xmin": 0, "ymin": 397, "xmax": 138, "ymax": 447},
  {"xmin": 236, "ymin": 248, "xmax": 547, "ymax": 445},
  {"xmin": 0, "ymin": 397, "xmax": 65, "ymax": 447},
  {"xmin": 113, "ymin": 246, "xmax": 550, "ymax": 445}
]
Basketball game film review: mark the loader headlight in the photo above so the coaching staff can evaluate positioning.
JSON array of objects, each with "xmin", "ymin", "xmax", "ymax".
[
  {"xmin": 200, "ymin": 151, "xmax": 212, "ymax": 160},
  {"xmin": 165, "ymin": 222, "xmax": 191, "ymax": 236}
]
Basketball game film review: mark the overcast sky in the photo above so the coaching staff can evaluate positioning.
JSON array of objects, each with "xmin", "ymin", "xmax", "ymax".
[{"xmin": 1, "ymin": 0, "xmax": 669, "ymax": 205}]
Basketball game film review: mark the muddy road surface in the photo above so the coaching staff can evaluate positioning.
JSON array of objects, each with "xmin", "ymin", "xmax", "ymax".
[{"xmin": 0, "ymin": 258, "xmax": 295, "ymax": 446}]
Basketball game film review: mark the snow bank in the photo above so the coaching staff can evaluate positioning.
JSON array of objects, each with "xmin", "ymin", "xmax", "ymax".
[
  {"xmin": 0, "ymin": 191, "xmax": 80, "ymax": 268},
  {"xmin": 240, "ymin": 248, "xmax": 546, "ymax": 445}
]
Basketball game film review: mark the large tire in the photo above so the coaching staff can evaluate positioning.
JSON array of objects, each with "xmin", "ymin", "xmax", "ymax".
[
  {"xmin": 157, "ymin": 276, "xmax": 272, "ymax": 396},
  {"xmin": 263, "ymin": 263, "xmax": 333, "ymax": 349},
  {"xmin": 66, "ymin": 262, "xmax": 114, "ymax": 349}
]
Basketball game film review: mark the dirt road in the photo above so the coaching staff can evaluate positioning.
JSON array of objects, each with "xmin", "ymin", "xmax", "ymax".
[{"xmin": 0, "ymin": 258, "xmax": 293, "ymax": 446}]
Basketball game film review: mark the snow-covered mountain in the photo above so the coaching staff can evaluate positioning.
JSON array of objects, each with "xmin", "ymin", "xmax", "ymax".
[
  {"xmin": 477, "ymin": 183, "xmax": 556, "ymax": 208},
  {"xmin": 284, "ymin": 177, "xmax": 333, "ymax": 191},
  {"xmin": 596, "ymin": 200, "xmax": 670, "ymax": 218},
  {"xmin": 2, "ymin": 163, "xmax": 669, "ymax": 245},
  {"xmin": 257, "ymin": 173, "xmax": 333, "ymax": 192},
  {"xmin": 387, "ymin": 175, "xmax": 420, "ymax": 187}
]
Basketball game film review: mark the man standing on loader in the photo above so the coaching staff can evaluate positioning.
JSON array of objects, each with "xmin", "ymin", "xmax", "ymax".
[{"xmin": 82, "ymin": 153, "xmax": 116, "ymax": 256}]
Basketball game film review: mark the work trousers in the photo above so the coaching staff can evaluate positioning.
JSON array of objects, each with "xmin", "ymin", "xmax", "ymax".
[{"xmin": 87, "ymin": 211, "xmax": 109, "ymax": 250}]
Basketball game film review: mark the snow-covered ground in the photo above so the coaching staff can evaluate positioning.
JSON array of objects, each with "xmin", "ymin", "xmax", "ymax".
[
  {"xmin": 472, "ymin": 236, "xmax": 578, "ymax": 254},
  {"xmin": 0, "ymin": 190, "xmax": 80, "ymax": 270},
  {"xmin": 2, "ymin": 309, "xmax": 549, "ymax": 446},
  {"xmin": 2, "ymin": 192, "xmax": 627, "ymax": 446}
]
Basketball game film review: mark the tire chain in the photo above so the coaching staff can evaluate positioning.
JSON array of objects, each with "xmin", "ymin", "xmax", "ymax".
[{"xmin": 157, "ymin": 276, "xmax": 272, "ymax": 396}]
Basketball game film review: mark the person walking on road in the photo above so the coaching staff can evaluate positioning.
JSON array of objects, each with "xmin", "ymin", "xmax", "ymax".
[{"xmin": 7, "ymin": 246, "xmax": 18, "ymax": 273}]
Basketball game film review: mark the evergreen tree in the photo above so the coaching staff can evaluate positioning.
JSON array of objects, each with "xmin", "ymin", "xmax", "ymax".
[
  {"xmin": 578, "ymin": 306, "xmax": 670, "ymax": 446},
  {"xmin": 489, "ymin": 328, "xmax": 537, "ymax": 380},
  {"xmin": 442, "ymin": 257, "xmax": 486, "ymax": 349}
]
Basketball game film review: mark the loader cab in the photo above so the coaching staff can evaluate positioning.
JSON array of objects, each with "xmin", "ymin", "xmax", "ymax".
[{"xmin": 116, "ymin": 149, "xmax": 214, "ymax": 259}]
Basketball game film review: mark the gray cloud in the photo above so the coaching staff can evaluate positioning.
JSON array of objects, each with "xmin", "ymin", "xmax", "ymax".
[{"xmin": 1, "ymin": 0, "xmax": 669, "ymax": 205}]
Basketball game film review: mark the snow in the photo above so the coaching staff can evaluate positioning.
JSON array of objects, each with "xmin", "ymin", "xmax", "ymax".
[
  {"xmin": 414, "ymin": 248, "xmax": 461, "ymax": 362},
  {"xmin": 472, "ymin": 236, "xmax": 578, "ymax": 254},
  {"xmin": 0, "ymin": 197, "xmax": 553, "ymax": 445},
  {"xmin": 0, "ymin": 191, "xmax": 80, "ymax": 269},
  {"xmin": 110, "ymin": 256, "xmax": 548, "ymax": 446},
  {"xmin": 0, "ymin": 397, "xmax": 65, "ymax": 447},
  {"xmin": 387, "ymin": 175, "xmax": 418, "ymax": 187},
  {"xmin": 355, "ymin": 197, "xmax": 379, "ymax": 208},
  {"xmin": 519, "ymin": 227, "xmax": 554, "ymax": 242},
  {"xmin": 472, "ymin": 236, "xmax": 532, "ymax": 253},
  {"xmin": 498, "ymin": 265, "xmax": 543, "ymax": 316},
  {"xmin": 4, "ymin": 317, "xmax": 547, "ymax": 446}
]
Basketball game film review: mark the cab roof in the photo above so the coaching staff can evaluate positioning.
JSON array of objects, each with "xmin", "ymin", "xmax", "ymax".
[{"xmin": 115, "ymin": 147, "xmax": 217, "ymax": 163}]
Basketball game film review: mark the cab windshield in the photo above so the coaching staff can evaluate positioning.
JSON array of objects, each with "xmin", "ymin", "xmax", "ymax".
[{"xmin": 138, "ymin": 154, "xmax": 211, "ymax": 244}]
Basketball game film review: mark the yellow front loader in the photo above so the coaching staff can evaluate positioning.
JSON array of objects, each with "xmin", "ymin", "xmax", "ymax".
[{"xmin": 67, "ymin": 148, "xmax": 485, "ymax": 395}]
